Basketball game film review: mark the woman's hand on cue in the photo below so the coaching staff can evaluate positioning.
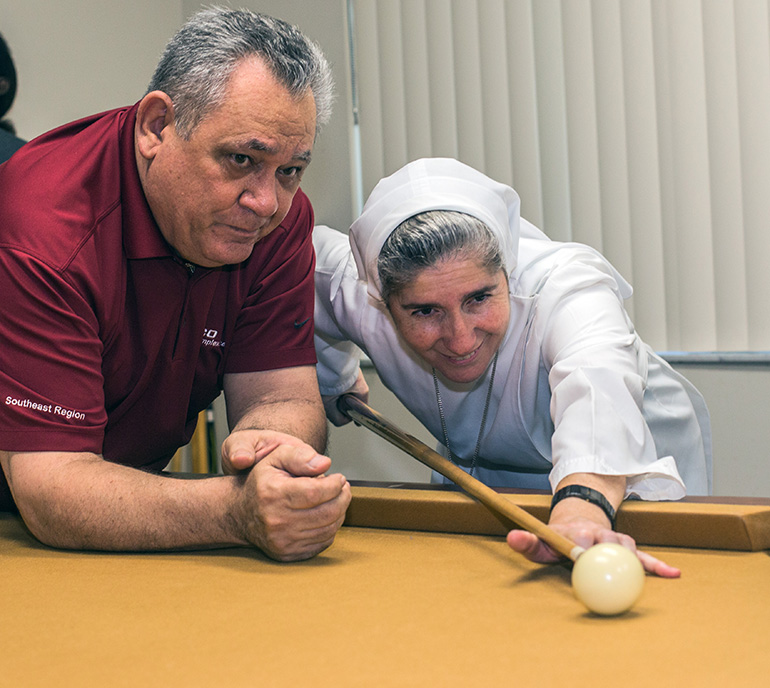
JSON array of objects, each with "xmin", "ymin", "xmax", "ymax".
[
  {"xmin": 322, "ymin": 370, "xmax": 370, "ymax": 426},
  {"xmin": 506, "ymin": 517, "xmax": 681, "ymax": 578}
]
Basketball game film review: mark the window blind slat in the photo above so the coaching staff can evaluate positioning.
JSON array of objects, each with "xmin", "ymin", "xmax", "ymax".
[
  {"xmin": 478, "ymin": 0, "xmax": 515, "ymax": 184},
  {"xmin": 375, "ymin": 2, "xmax": 408, "ymax": 174},
  {"xmin": 450, "ymin": 0, "xmax": 486, "ymax": 171},
  {"xmin": 661, "ymin": 1, "xmax": 717, "ymax": 351},
  {"xmin": 505, "ymin": 1, "xmax": 544, "ymax": 228},
  {"xmin": 426, "ymin": 0, "xmax": 459, "ymax": 158},
  {"xmin": 593, "ymin": 1, "xmax": 635, "ymax": 306},
  {"xmin": 734, "ymin": 0, "xmax": 770, "ymax": 349},
  {"xmin": 562, "ymin": 0, "xmax": 604, "ymax": 252},
  {"xmin": 621, "ymin": 0, "xmax": 668, "ymax": 347},
  {"xmin": 532, "ymin": 0, "xmax": 572, "ymax": 242},
  {"xmin": 401, "ymin": 1, "xmax": 433, "ymax": 162},
  {"xmin": 703, "ymin": 0, "xmax": 749, "ymax": 350}
]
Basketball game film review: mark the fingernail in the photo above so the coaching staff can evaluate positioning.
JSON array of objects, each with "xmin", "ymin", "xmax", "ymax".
[{"xmin": 307, "ymin": 454, "xmax": 324, "ymax": 469}]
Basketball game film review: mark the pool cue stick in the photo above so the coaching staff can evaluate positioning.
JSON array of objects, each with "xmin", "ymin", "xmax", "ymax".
[{"xmin": 337, "ymin": 394, "xmax": 586, "ymax": 562}]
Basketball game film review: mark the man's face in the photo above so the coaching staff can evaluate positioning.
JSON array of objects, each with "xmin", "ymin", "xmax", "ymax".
[{"xmin": 142, "ymin": 57, "xmax": 317, "ymax": 267}]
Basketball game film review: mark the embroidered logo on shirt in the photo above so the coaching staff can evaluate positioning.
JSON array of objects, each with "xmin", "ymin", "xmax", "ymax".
[
  {"xmin": 202, "ymin": 328, "xmax": 225, "ymax": 348},
  {"xmin": 294, "ymin": 317, "xmax": 311, "ymax": 328}
]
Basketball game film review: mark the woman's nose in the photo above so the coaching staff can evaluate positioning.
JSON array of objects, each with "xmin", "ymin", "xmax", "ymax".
[{"xmin": 442, "ymin": 313, "xmax": 476, "ymax": 353}]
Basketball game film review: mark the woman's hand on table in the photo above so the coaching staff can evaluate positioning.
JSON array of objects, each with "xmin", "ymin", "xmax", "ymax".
[
  {"xmin": 507, "ymin": 473, "xmax": 681, "ymax": 578},
  {"xmin": 506, "ymin": 516, "xmax": 681, "ymax": 578}
]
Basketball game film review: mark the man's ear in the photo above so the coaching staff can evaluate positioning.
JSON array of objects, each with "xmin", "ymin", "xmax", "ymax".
[{"xmin": 135, "ymin": 90, "xmax": 175, "ymax": 161}]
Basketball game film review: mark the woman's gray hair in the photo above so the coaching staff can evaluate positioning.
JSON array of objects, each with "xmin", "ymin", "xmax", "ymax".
[
  {"xmin": 377, "ymin": 210, "xmax": 506, "ymax": 304},
  {"xmin": 147, "ymin": 7, "xmax": 334, "ymax": 139}
]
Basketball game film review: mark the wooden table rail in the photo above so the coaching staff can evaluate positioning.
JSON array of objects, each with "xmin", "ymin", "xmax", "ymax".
[{"xmin": 345, "ymin": 483, "xmax": 770, "ymax": 551}]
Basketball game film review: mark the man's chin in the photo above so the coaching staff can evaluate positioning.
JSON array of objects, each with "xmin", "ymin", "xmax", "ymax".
[
  {"xmin": 200, "ymin": 221, "xmax": 280, "ymax": 265},
  {"xmin": 196, "ymin": 241, "xmax": 258, "ymax": 267}
]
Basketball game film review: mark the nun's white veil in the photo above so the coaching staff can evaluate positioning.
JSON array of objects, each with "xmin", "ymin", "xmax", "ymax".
[{"xmin": 349, "ymin": 158, "xmax": 522, "ymax": 302}]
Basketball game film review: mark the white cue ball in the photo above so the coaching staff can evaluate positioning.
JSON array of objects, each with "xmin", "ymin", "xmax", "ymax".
[{"xmin": 571, "ymin": 543, "xmax": 645, "ymax": 616}]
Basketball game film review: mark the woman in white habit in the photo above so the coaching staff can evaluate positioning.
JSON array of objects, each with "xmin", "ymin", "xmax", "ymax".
[{"xmin": 313, "ymin": 157, "xmax": 711, "ymax": 576}]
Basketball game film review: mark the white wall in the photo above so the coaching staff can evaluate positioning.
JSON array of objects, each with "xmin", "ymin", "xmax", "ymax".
[
  {"xmin": 670, "ymin": 364, "xmax": 770, "ymax": 498},
  {"xmin": 1, "ymin": 0, "xmax": 183, "ymax": 139}
]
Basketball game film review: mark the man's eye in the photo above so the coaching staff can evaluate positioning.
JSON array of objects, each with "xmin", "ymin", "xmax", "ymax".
[
  {"xmin": 280, "ymin": 166, "xmax": 303, "ymax": 178},
  {"xmin": 230, "ymin": 154, "xmax": 251, "ymax": 167}
]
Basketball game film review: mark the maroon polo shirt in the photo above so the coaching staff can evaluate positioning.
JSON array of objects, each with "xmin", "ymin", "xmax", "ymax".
[{"xmin": 0, "ymin": 104, "xmax": 317, "ymax": 510}]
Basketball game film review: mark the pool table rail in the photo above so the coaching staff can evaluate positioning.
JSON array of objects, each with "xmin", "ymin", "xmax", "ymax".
[{"xmin": 345, "ymin": 483, "xmax": 770, "ymax": 551}]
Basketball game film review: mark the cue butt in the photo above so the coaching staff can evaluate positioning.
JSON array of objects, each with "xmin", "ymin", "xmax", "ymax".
[{"xmin": 337, "ymin": 394, "xmax": 586, "ymax": 562}]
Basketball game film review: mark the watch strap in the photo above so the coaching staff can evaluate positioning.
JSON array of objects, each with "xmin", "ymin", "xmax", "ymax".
[{"xmin": 550, "ymin": 485, "xmax": 616, "ymax": 529}]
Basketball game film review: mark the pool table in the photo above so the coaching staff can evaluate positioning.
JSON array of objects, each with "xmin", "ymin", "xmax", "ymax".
[{"xmin": 2, "ymin": 483, "xmax": 769, "ymax": 687}]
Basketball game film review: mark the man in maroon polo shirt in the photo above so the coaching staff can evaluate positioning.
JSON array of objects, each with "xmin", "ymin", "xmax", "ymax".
[{"xmin": 0, "ymin": 8, "xmax": 350, "ymax": 561}]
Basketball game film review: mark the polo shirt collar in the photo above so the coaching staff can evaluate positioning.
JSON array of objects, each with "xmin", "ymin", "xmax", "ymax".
[{"xmin": 119, "ymin": 102, "xmax": 175, "ymax": 261}]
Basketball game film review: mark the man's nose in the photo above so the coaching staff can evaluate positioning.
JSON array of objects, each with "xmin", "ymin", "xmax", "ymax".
[{"xmin": 239, "ymin": 175, "xmax": 280, "ymax": 217}]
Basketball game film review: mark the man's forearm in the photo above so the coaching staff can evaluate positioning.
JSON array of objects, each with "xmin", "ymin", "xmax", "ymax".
[
  {"xmin": 232, "ymin": 397, "xmax": 328, "ymax": 453},
  {"xmin": 223, "ymin": 366, "xmax": 329, "ymax": 454},
  {"xmin": 1, "ymin": 451, "xmax": 248, "ymax": 551}
]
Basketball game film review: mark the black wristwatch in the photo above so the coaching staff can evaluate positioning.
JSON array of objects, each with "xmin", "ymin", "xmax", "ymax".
[{"xmin": 550, "ymin": 485, "xmax": 616, "ymax": 529}]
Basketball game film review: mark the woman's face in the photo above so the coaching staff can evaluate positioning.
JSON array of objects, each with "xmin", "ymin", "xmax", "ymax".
[{"xmin": 387, "ymin": 257, "xmax": 510, "ymax": 383}]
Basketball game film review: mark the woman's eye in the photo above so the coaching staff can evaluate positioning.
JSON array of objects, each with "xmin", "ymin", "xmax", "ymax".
[{"xmin": 412, "ymin": 307, "xmax": 435, "ymax": 317}]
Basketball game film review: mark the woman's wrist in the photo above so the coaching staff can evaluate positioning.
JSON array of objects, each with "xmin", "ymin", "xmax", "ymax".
[{"xmin": 550, "ymin": 484, "xmax": 616, "ymax": 529}]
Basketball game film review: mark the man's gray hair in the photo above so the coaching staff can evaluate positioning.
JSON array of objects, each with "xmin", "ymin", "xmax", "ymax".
[
  {"xmin": 147, "ymin": 6, "xmax": 334, "ymax": 138},
  {"xmin": 377, "ymin": 210, "xmax": 506, "ymax": 305}
]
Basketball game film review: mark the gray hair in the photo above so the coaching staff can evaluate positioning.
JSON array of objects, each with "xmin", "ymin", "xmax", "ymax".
[
  {"xmin": 377, "ymin": 210, "xmax": 506, "ymax": 304},
  {"xmin": 147, "ymin": 6, "xmax": 334, "ymax": 139}
]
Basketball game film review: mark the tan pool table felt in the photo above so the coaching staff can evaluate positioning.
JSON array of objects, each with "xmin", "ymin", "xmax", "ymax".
[{"xmin": 2, "ymin": 485, "xmax": 769, "ymax": 687}]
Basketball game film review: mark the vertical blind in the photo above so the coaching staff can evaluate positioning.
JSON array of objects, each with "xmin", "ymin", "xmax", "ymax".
[{"xmin": 348, "ymin": 0, "xmax": 770, "ymax": 353}]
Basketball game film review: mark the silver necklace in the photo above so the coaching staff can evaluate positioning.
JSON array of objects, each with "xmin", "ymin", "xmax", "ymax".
[{"xmin": 432, "ymin": 350, "xmax": 499, "ymax": 477}]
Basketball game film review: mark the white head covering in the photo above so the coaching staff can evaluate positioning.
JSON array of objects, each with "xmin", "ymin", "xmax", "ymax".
[{"xmin": 349, "ymin": 158, "xmax": 521, "ymax": 301}]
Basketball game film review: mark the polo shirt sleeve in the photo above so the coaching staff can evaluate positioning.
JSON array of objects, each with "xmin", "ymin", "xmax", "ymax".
[
  {"xmin": 223, "ymin": 189, "xmax": 318, "ymax": 374},
  {"xmin": 0, "ymin": 247, "xmax": 107, "ymax": 454}
]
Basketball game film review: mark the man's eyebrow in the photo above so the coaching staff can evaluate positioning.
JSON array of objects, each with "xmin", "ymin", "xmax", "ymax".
[
  {"xmin": 241, "ymin": 138, "xmax": 271, "ymax": 153},
  {"xmin": 244, "ymin": 139, "xmax": 312, "ymax": 163}
]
